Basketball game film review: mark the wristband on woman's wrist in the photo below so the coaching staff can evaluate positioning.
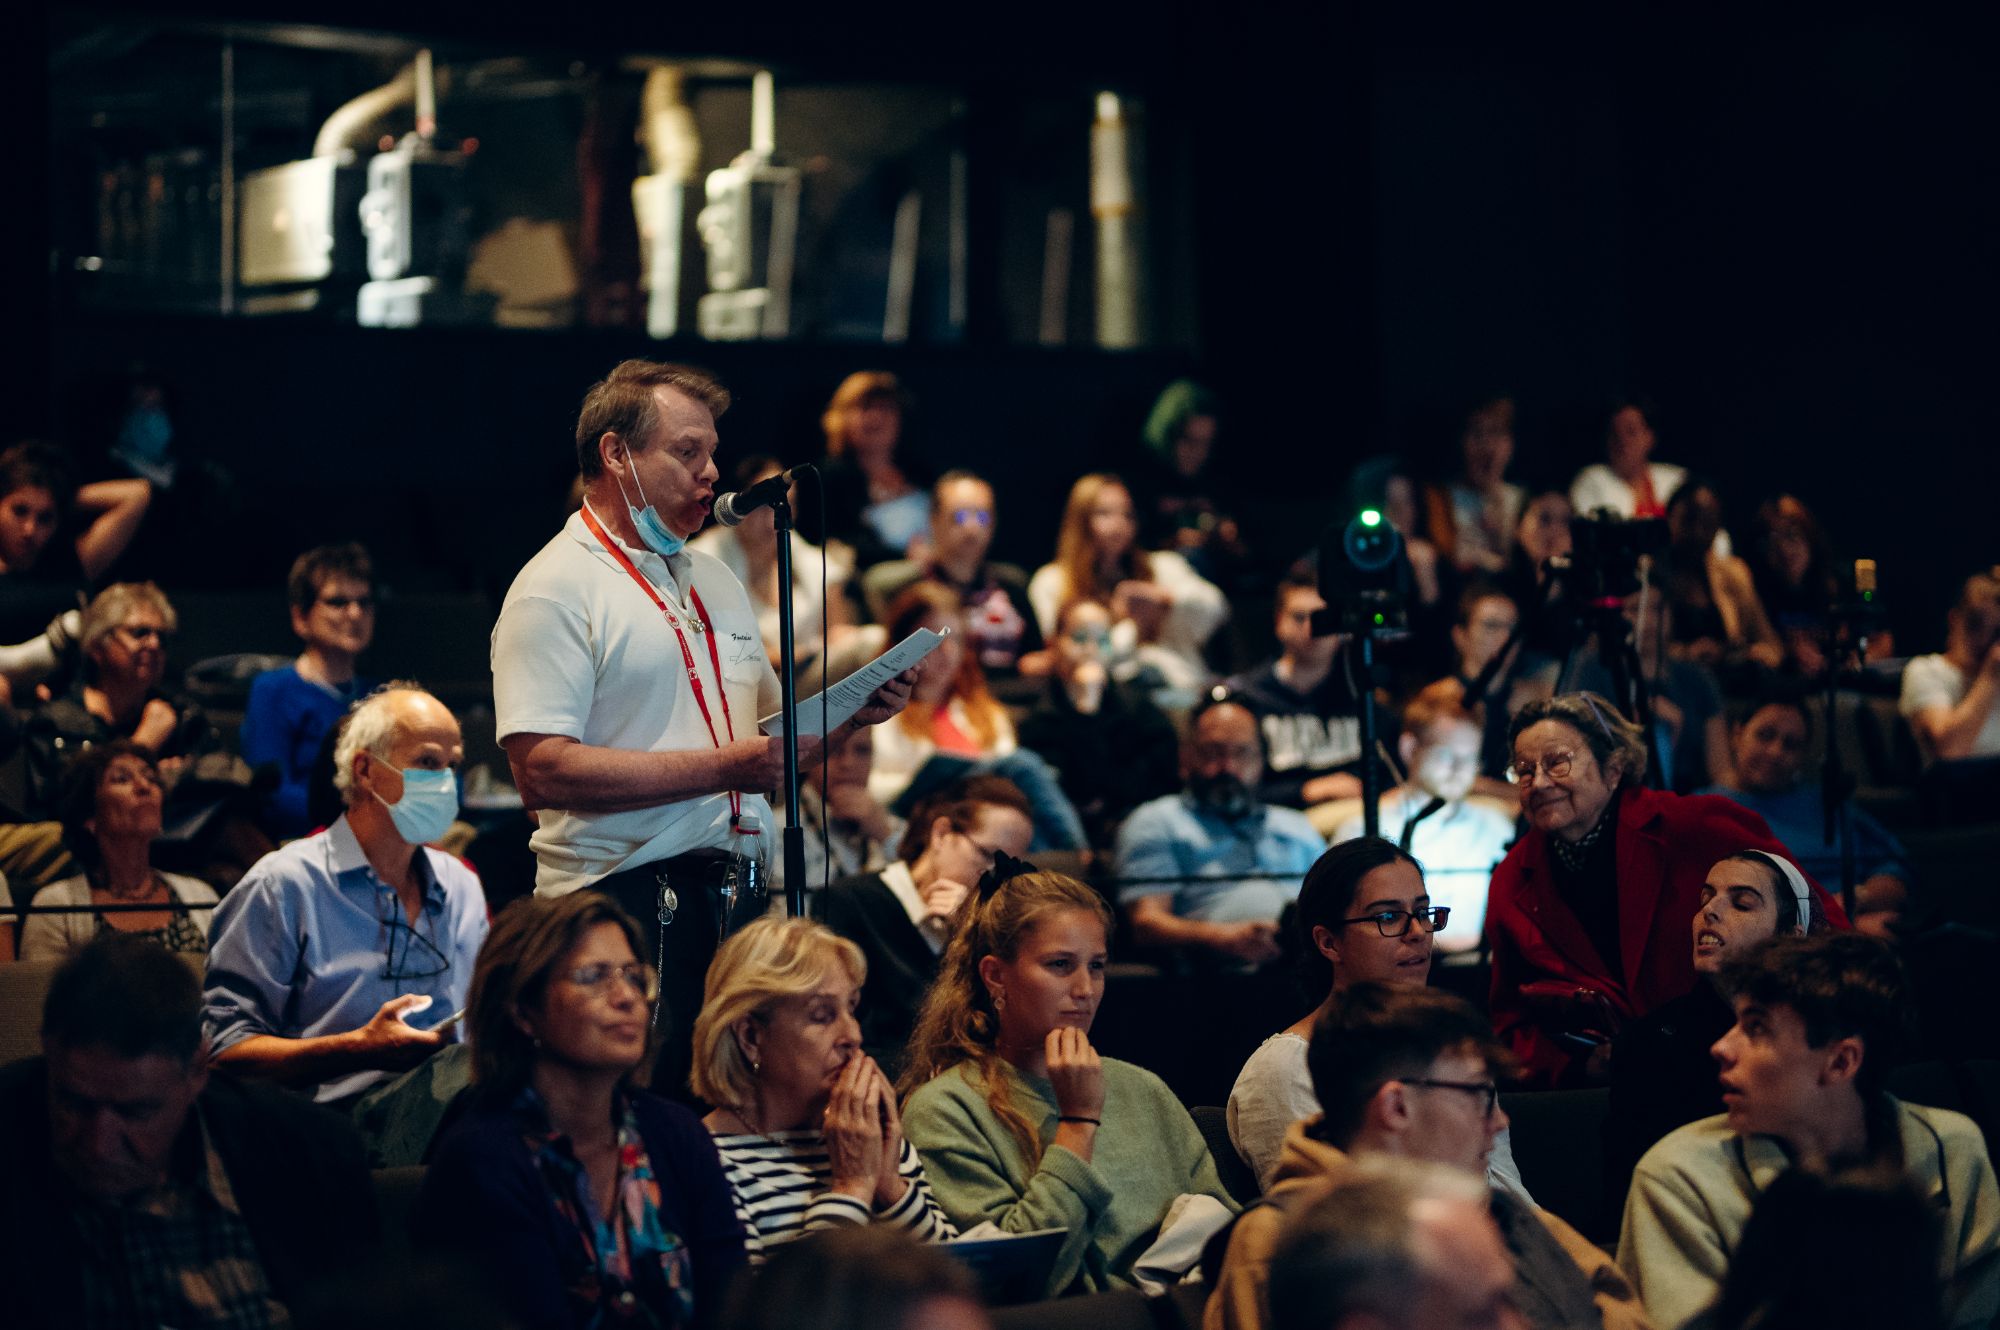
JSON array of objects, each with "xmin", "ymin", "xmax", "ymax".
[{"xmin": 1057, "ymin": 1115, "xmax": 1101, "ymax": 1126}]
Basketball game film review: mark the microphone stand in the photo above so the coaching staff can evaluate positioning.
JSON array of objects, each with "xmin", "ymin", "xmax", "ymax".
[
  {"xmin": 771, "ymin": 496, "xmax": 809, "ymax": 918},
  {"xmin": 1818, "ymin": 614, "xmax": 1869, "ymax": 923},
  {"xmin": 1358, "ymin": 625, "xmax": 1383, "ymax": 839}
]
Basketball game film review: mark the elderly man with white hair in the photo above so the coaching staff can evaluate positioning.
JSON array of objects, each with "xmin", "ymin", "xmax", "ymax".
[{"xmin": 203, "ymin": 682, "xmax": 487, "ymax": 1107}]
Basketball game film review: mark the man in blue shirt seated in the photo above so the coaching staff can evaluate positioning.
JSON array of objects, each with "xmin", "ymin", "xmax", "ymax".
[
  {"xmin": 239, "ymin": 542, "xmax": 376, "ymax": 839},
  {"xmin": 1699, "ymin": 694, "xmax": 1909, "ymax": 916},
  {"xmin": 204, "ymin": 684, "xmax": 487, "ymax": 1107},
  {"xmin": 1114, "ymin": 696, "xmax": 1327, "ymax": 967}
]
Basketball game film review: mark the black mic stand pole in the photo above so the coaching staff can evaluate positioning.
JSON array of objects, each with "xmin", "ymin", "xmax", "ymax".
[
  {"xmin": 1820, "ymin": 617, "xmax": 1865, "ymax": 924},
  {"xmin": 771, "ymin": 497, "xmax": 809, "ymax": 919},
  {"xmin": 1358, "ymin": 625, "xmax": 1383, "ymax": 840}
]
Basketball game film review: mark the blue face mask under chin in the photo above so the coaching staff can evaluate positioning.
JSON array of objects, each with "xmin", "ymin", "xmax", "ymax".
[
  {"xmin": 616, "ymin": 465, "xmax": 687, "ymax": 558},
  {"xmin": 374, "ymin": 767, "xmax": 461, "ymax": 845}
]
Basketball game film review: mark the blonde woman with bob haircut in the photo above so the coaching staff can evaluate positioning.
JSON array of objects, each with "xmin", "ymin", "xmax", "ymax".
[
  {"xmin": 1026, "ymin": 474, "xmax": 1226, "ymax": 701},
  {"xmin": 416, "ymin": 893, "xmax": 748, "ymax": 1329},
  {"xmin": 899, "ymin": 863, "xmax": 1235, "ymax": 1297},
  {"xmin": 693, "ymin": 916, "xmax": 954, "ymax": 1264}
]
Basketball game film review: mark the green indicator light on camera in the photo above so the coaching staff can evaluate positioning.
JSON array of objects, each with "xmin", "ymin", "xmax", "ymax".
[
  {"xmin": 1373, "ymin": 612, "xmax": 1386, "ymax": 626},
  {"xmin": 1359, "ymin": 509, "xmax": 1382, "ymax": 528}
]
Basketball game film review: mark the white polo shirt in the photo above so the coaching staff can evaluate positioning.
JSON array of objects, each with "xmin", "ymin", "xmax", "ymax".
[{"xmin": 494, "ymin": 507, "xmax": 781, "ymax": 895}]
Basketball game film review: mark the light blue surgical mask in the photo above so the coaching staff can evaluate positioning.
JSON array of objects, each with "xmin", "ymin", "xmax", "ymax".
[
  {"xmin": 374, "ymin": 767, "xmax": 460, "ymax": 845},
  {"xmin": 615, "ymin": 464, "xmax": 687, "ymax": 558}
]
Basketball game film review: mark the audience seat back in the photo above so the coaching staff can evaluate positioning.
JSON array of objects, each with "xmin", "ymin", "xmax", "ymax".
[
  {"xmin": 1497, "ymin": 1086, "xmax": 1613, "ymax": 1244},
  {"xmin": 1190, "ymin": 1105, "xmax": 1260, "ymax": 1205}
]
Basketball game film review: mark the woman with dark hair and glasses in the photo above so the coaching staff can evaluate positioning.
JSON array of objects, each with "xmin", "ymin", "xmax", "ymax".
[
  {"xmin": 1486, "ymin": 692, "xmax": 1845, "ymax": 1089},
  {"xmin": 417, "ymin": 892, "xmax": 747, "ymax": 1329},
  {"xmin": 1225, "ymin": 837, "xmax": 1529, "ymax": 1200},
  {"xmin": 19, "ymin": 740, "xmax": 218, "ymax": 960}
]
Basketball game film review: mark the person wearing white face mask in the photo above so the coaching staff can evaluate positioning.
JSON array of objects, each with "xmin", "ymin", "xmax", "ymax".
[
  {"xmin": 494, "ymin": 360, "xmax": 916, "ymax": 1104},
  {"xmin": 202, "ymin": 683, "xmax": 488, "ymax": 1107}
]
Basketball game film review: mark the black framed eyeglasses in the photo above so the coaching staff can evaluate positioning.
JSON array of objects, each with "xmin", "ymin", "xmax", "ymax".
[
  {"xmin": 319, "ymin": 594, "xmax": 376, "ymax": 612},
  {"xmin": 1341, "ymin": 905, "xmax": 1450, "ymax": 937},
  {"xmin": 382, "ymin": 908, "xmax": 451, "ymax": 981},
  {"xmin": 1405, "ymin": 1078, "xmax": 1501, "ymax": 1117}
]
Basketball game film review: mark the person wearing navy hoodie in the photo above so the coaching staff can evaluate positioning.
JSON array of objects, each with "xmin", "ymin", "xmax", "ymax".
[{"xmin": 417, "ymin": 894, "xmax": 746, "ymax": 1329}]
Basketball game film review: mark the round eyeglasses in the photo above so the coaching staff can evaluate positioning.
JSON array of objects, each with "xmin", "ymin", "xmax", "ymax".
[{"xmin": 1506, "ymin": 751, "xmax": 1576, "ymax": 786}]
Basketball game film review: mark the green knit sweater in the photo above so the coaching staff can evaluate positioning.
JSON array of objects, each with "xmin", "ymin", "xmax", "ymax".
[{"xmin": 903, "ymin": 1055, "xmax": 1236, "ymax": 1297}]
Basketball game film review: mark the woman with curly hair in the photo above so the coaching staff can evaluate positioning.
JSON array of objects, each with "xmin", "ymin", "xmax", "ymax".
[{"xmin": 899, "ymin": 861, "xmax": 1234, "ymax": 1296}]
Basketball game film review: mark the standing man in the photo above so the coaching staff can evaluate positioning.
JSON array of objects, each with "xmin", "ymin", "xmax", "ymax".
[{"xmin": 493, "ymin": 359, "xmax": 913, "ymax": 1096}]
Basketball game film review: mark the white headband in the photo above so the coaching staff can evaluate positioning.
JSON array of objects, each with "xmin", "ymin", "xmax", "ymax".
[{"xmin": 1738, "ymin": 851, "xmax": 1814, "ymax": 936}]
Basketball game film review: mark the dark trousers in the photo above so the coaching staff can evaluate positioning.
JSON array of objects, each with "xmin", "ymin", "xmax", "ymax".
[{"xmin": 594, "ymin": 851, "xmax": 759, "ymax": 1106}]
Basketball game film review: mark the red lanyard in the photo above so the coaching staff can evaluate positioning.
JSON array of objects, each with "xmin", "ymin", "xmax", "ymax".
[{"xmin": 580, "ymin": 503, "xmax": 746, "ymax": 827}]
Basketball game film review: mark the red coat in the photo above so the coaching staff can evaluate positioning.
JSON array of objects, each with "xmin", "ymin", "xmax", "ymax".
[{"xmin": 1485, "ymin": 784, "xmax": 1848, "ymax": 1088}]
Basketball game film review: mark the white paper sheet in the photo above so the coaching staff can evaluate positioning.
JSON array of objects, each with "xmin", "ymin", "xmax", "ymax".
[{"xmin": 760, "ymin": 627, "xmax": 949, "ymax": 738}]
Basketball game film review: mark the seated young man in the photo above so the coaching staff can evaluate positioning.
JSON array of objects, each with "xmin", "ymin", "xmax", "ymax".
[
  {"xmin": 0, "ymin": 934, "xmax": 378, "ymax": 1324},
  {"xmin": 1115, "ymin": 696, "xmax": 1326, "ymax": 969},
  {"xmin": 1207, "ymin": 982, "xmax": 1646, "ymax": 1330},
  {"xmin": 1326, "ymin": 681, "xmax": 1516, "ymax": 951},
  {"xmin": 1222, "ymin": 567, "xmax": 1366, "ymax": 815},
  {"xmin": 240, "ymin": 542, "xmax": 376, "ymax": 839},
  {"xmin": 1700, "ymin": 694, "xmax": 1909, "ymax": 902},
  {"xmin": 1618, "ymin": 933, "xmax": 2000, "ymax": 1330}
]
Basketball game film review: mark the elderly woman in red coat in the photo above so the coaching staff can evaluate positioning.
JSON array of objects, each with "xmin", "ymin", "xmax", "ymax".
[{"xmin": 1485, "ymin": 692, "xmax": 1846, "ymax": 1087}]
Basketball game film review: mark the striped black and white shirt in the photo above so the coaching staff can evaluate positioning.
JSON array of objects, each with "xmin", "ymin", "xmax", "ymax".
[{"xmin": 709, "ymin": 1128, "xmax": 957, "ymax": 1264}]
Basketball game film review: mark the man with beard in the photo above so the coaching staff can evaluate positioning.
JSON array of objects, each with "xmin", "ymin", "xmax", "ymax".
[{"xmin": 1114, "ymin": 697, "xmax": 1326, "ymax": 967}]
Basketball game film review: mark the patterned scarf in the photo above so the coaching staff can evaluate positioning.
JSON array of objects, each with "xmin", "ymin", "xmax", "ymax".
[{"xmin": 518, "ymin": 1087, "xmax": 694, "ymax": 1328}]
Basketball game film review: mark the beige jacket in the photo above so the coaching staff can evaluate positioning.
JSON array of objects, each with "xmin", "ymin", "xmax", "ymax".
[{"xmin": 1205, "ymin": 1117, "xmax": 1650, "ymax": 1330}]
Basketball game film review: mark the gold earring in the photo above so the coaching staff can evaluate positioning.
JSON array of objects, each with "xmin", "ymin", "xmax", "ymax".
[{"xmin": 992, "ymin": 990, "xmax": 1006, "ymax": 1014}]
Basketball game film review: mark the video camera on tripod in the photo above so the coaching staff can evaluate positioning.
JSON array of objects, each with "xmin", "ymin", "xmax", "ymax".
[
  {"xmin": 1558, "ymin": 510, "xmax": 1669, "ymax": 607},
  {"xmin": 1310, "ymin": 507, "xmax": 1413, "ymax": 639}
]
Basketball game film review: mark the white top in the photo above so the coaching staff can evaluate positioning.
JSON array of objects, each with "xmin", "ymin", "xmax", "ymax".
[
  {"xmin": 493, "ymin": 508, "xmax": 781, "ymax": 894},
  {"xmin": 866, "ymin": 699, "xmax": 1017, "ymax": 806},
  {"xmin": 19, "ymin": 872, "xmax": 219, "ymax": 961},
  {"xmin": 1569, "ymin": 461, "xmax": 1687, "ymax": 518},
  {"xmin": 1326, "ymin": 790, "xmax": 1516, "ymax": 953},
  {"xmin": 1900, "ymin": 653, "xmax": 2000, "ymax": 765},
  {"xmin": 1225, "ymin": 1028, "xmax": 1532, "ymax": 1203},
  {"xmin": 877, "ymin": 859, "xmax": 950, "ymax": 953},
  {"xmin": 1026, "ymin": 549, "xmax": 1227, "ymax": 684},
  {"xmin": 687, "ymin": 525, "xmax": 850, "ymax": 666}
]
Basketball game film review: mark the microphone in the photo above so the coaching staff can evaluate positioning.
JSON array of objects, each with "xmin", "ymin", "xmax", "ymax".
[{"xmin": 713, "ymin": 465, "xmax": 810, "ymax": 527}]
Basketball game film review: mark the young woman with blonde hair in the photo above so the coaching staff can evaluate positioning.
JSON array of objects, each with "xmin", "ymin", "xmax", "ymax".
[
  {"xmin": 899, "ymin": 861, "xmax": 1233, "ymax": 1296},
  {"xmin": 1026, "ymin": 473, "xmax": 1226, "ymax": 703}
]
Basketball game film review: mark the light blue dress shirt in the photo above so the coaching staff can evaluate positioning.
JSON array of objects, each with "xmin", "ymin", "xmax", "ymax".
[
  {"xmin": 203, "ymin": 815, "xmax": 488, "ymax": 1102},
  {"xmin": 1113, "ymin": 792, "xmax": 1326, "ymax": 924}
]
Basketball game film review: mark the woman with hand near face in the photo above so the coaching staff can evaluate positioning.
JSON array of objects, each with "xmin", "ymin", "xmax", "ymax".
[
  {"xmin": 1485, "ymin": 693, "xmax": 1843, "ymax": 1088},
  {"xmin": 1224, "ymin": 838, "xmax": 1530, "ymax": 1201},
  {"xmin": 19, "ymin": 741, "xmax": 219, "ymax": 960},
  {"xmin": 691, "ymin": 917, "xmax": 955, "ymax": 1264},
  {"xmin": 1607, "ymin": 849, "xmax": 1822, "ymax": 1190},
  {"xmin": 899, "ymin": 862, "xmax": 1235, "ymax": 1297},
  {"xmin": 416, "ymin": 894, "xmax": 747, "ymax": 1330}
]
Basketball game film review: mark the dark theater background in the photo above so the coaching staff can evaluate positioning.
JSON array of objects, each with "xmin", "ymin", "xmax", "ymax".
[{"xmin": 6, "ymin": 3, "xmax": 1992, "ymax": 635}]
